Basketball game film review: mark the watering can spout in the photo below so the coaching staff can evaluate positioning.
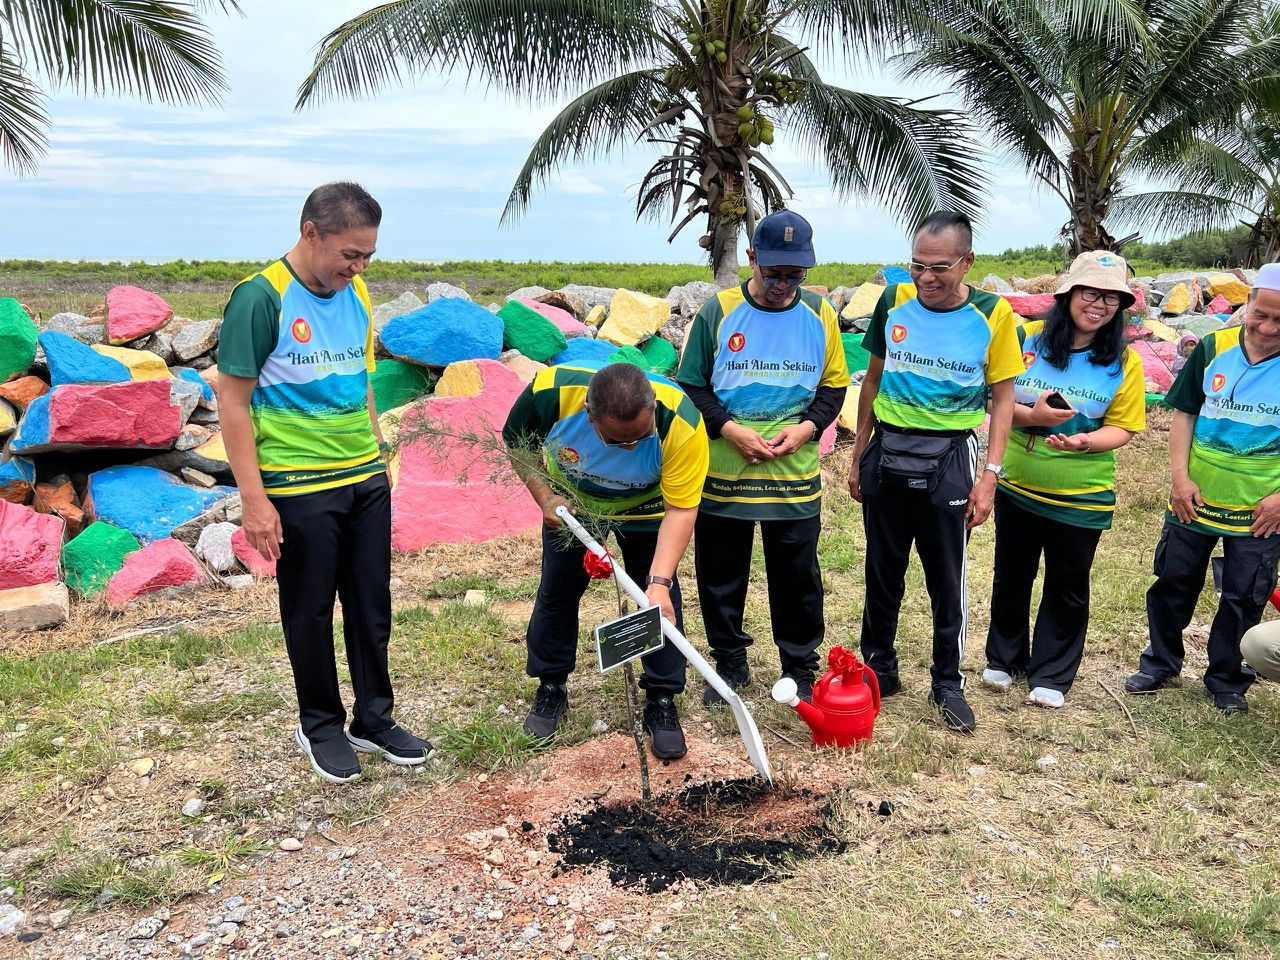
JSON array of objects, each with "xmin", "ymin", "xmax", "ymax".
[{"xmin": 770, "ymin": 677, "xmax": 829, "ymax": 738}]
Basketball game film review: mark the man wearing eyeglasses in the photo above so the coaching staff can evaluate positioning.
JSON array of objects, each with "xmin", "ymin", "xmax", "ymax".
[
  {"xmin": 849, "ymin": 211, "xmax": 1023, "ymax": 733},
  {"xmin": 677, "ymin": 210, "xmax": 849, "ymax": 706},
  {"xmin": 502, "ymin": 361, "xmax": 709, "ymax": 759}
]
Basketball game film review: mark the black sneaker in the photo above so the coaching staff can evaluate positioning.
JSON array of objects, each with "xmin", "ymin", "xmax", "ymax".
[
  {"xmin": 1212, "ymin": 691, "xmax": 1248, "ymax": 715},
  {"xmin": 928, "ymin": 692, "xmax": 976, "ymax": 733},
  {"xmin": 1124, "ymin": 672, "xmax": 1172, "ymax": 695},
  {"xmin": 347, "ymin": 723, "xmax": 434, "ymax": 765},
  {"xmin": 643, "ymin": 695, "xmax": 687, "ymax": 760},
  {"xmin": 295, "ymin": 726, "xmax": 361, "ymax": 784},
  {"xmin": 703, "ymin": 661, "xmax": 750, "ymax": 707},
  {"xmin": 523, "ymin": 682, "xmax": 568, "ymax": 740},
  {"xmin": 875, "ymin": 671, "xmax": 901, "ymax": 697},
  {"xmin": 782, "ymin": 671, "xmax": 815, "ymax": 703}
]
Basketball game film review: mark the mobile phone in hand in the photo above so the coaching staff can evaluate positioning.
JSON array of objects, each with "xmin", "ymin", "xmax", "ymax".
[{"xmin": 1045, "ymin": 392, "xmax": 1072, "ymax": 410}]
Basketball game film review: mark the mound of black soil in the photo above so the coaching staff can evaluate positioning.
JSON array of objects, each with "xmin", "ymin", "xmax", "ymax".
[{"xmin": 547, "ymin": 777, "xmax": 846, "ymax": 893}]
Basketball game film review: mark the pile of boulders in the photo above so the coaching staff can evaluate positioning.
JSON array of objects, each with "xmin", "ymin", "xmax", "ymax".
[{"xmin": 0, "ymin": 264, "xmax": 1249, "ymax": 631}]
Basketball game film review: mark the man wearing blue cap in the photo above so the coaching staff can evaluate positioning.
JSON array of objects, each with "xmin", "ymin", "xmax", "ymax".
[
  {"xmin": 1126, "ymin": 263, "xmax": 1280, "ymax": 714},
  {"xmin": 677, "ymin": 210, "xmax": 849, "ymax": 705}
]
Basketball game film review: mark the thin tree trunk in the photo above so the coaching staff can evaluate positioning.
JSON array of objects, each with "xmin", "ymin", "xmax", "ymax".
[{"xmin": 714, "ymin": 241, "xmax": 740, "ymax": 288}]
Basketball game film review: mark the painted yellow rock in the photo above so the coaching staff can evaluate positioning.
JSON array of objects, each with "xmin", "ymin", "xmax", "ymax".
[
  {"xmin": 1144, "ymin": 318, "xmax": 1180, "ymax": 343},
  {"xmin": 1161, "ymin": 283, "xmax": 1191, "ymax": 316},
  {"xmin": 0, "ymin": 398, "xmax": 15, "ymax": 438},
  {"xmin": 1207, "ymin": 273, "xmax": 1250, "ymax": 306},
  {"xmin": 91, "ymin": 344, "xmax": 172, "ymax": 381},
  {"xmin": 837, "ymin": 385, "xmax": 862, "ymax": 432},
  {"xmin": 584, "ymin": 304, "xmax": 606, "ymax": 328},
  {"xmin": 435, "ymin": 359, "xmax": 485, "ymax": 398},
  {"xmin": 840, "ymin": 283, "xmax": 885, "ymax": 320},
  {"xmin": 598, "ymin": 289, "xmax": 670, "ymax": 346}
]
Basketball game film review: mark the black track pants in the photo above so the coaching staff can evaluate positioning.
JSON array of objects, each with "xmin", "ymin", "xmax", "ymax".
[
  {"xmin": 985, "ymin": 492, "xmax": 1103, "ymax": 693},
  {"xmin": 274, "ymin": 473, "xmax": 395, "ymax": 742}
]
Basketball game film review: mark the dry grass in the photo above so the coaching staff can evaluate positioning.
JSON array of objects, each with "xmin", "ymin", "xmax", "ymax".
[{"xmin": 1, "ymin": 416, "xmax": 1278, "ymax": 958}]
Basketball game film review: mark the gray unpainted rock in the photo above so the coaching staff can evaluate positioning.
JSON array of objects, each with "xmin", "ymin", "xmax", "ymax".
[
  {"xmin": 982, "ymin": 273, "xmax": 1014, "ymax": 293},
  {"xmin": 195, "ymin": 522, "xmax": 239, "ymax": 573},
  {"xmin": 188, "ymin": 354, "xmax": 214, "ymax": 370},
  {"xmin": 505, "ymin": 285, "xmax": 551, "ymax": 303},
  {"xmin": 169, "ymin": 379, "xmax": 202, "ymax": 426},
  {"xmin": 169, "ymin": 494, "xmax": 241, "ymax": 544},
  {"xmin": 180, "ymin": 467, "xmax": 217, "ymax": 487},
  {"xmin": 0, "ymin": 582, "xmax": 69, "ymax": 632},
  {"xmin": 172, "ymin": 319, "xmax": 220, "ymax": 362},
  {"xmin": 559, "ymin": 284, "xmax": 616, "ymax": 313},
  {"xmin": 188, "ymin": 406, "xmax": 220, "ymax": 426},
  {"xmin": 145, "ymin": 330, "xmax": 176, "ymax": 365},
  {"xmin": 424, "ymin": 282, "xmax": 470, "ymax": 303},
  {"xmin": 667, "ymin": 281, "xmax": 718, "ymax": 318},
  {"xmin": 223, "ymin": 574, "xmax": 254, "ymax": 590}
]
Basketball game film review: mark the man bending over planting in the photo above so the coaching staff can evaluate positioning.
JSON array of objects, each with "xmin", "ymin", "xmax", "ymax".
[{"xmin": 503, "ymin": 362, "xmax": 710, "ymax": 760}]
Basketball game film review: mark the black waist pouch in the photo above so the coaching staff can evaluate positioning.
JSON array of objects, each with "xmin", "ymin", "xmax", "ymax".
[{"xmin": 877, "ymin": 430, "xmax": 957, "ymax": 492}]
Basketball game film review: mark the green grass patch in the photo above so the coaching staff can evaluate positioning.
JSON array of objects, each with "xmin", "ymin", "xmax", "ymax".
[
  {"xmin": 423, "ymin": 574, "xmax": 539, "ymax": 602},
  {"xmin": 434, "ymin": 710, "xmax": 542, "ymax": 772}
]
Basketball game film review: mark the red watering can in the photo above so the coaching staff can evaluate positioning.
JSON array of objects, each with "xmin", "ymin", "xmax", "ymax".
[{"xmin": 772, "ymin": 646, "xmax": 880, "ymax": 748}]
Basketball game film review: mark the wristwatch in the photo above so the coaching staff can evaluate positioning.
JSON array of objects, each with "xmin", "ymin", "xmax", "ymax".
[
  {"xmin": 647, "ymin": 575, "xmax": 674, "ymax": 588},
  {"xmin": 984, "ymin": 462, "xmax": 1005, "ymax": 479}
]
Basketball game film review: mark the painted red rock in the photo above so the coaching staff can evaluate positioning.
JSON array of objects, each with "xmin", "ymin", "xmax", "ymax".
[
  {"xmin": 231, "ymin": 527, "xmax": 277, "ymax": 577},
  {"xmin": 391, "ymin": 358, "xmax": 542, "ymax": 551},
  {"xmin": 0, "ymin": 499, "xmax": 64, "ymax": 589},
  {"xmin": 1002, "ymin": 293, "xmax": 1057, "ymax": 318},
  {"xmin": 1132, "ymin": 340, "xmax": 1175, "ymax": 392},
  {"xmin": 1130, "ymin": 286, "xmax": 1147, "ymax": 312},
  {"xmin": 106, "ymin": 286, "xmax": 173, "ymax": 345},
  {"xmin": 1206, "ymin": 294, "xmax": 1231, "ymax": 315},
  {"xmin": 105, "ymin": 537, "xmax": 208, "ymax": 607},
  {"xmin": 520, "ymin": 298, "xmax": 590, "ymax": 339},
  {"xmin": 47, "ymin": 379, "xmax": 181, "ymax": 450}
]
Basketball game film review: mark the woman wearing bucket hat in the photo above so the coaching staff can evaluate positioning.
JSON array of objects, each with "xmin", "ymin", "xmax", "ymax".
[{"xmin": 982, "ymin": 251, "xmax": 1147, "ymax": 708}]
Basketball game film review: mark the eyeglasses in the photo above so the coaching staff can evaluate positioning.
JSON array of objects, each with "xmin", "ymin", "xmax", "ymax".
[
  {"xmin": 907, "ymin": 254, "xmax": 969, "ymax": 275},
  {"xmin": 760, "ymin": 271, "xmax": 807, "ymax": 287},
  {"xmin": 1078, "ymin": 288, "xmax": 1124, "ymax": 307}
]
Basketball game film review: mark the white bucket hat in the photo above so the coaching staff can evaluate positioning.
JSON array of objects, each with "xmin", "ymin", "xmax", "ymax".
[{"xmin": 1055, "ymin": 251, "xmax": 1136, "ymax": 308}]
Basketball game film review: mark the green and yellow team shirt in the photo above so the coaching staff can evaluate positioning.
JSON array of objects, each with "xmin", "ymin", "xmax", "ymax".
[
  {"xmin": 217, "ymin": 259, "xmax": 381, "ymax": 497},
  {"xmin": 1166, "ymin": 326, "xmax": 1280, "ymax": 536},
  {"xmin": 864, "ymin": 283, "xmax": 1024, "ymax": 430},
  {"xmin": 1001, "ymin": 321, "xmax": 1146, "ymax": 529},
  {"xmin": 677, "ymin": 284, "xmax": 848, "ymax": 521},
  {"xmin": 501, "ymin": 364, "xmax": 709, "ymax": 532}
]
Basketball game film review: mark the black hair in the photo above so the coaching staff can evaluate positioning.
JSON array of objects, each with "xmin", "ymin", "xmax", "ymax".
[
  {"xmin": 586, "ymin": 363, "xmax": 656, "ymax": 421},
  {"xmin": 300, "ymin": 181, "xmax": 382, "ymax": 236},
  {"xmin": 914, "ymin": 210, "xmax": 973, "ymax": 253},
  {"xmin": 1036, "ymin": 292, "xmax": 1127, "ymax": 371}
]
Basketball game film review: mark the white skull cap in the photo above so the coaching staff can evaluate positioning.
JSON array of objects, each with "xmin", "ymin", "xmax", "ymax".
[{"xmin": 1255, "ymin": 262, "xmax": 1280, "ymax": 292}]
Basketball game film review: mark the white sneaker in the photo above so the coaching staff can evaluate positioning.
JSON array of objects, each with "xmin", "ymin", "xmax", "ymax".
[
  {"xmin": 1028, "ymin": 687, "xmax": 1065, "ymax": 709},
  {"xmin": 981, "ymin": 669, "xmax": 1013, "ymax": 690}
]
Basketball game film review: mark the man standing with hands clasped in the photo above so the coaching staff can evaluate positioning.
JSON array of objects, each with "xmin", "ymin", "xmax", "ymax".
[
  {"xmin": 1126, "ymin": 263, "xmax": 1280, "ymax": 714},
  {"xmin": 849, "ymin": 211, "xmax": 1023, "ymax": 733},
  {"xmin": 677, "ymin": 210, "xmax": 848, "ymax": 705},
  {"xmin": 218, "ymin": 182, "xmax": 432, "ymax": 784}
]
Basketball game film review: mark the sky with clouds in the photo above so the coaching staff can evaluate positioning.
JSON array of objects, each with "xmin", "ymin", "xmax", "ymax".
[{"xmin": 0, "ymin": 0, "xmax": 1065, "ymax": 263}]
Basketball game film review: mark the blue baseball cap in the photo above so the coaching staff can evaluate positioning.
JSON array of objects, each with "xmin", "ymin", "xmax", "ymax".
[{"xmin": 751, "ymin": 210, "xmax": 816, "ymax": 268}]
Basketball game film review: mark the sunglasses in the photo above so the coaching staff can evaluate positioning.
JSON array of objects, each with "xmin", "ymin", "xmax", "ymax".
[
  {"xmin": 760, "ymin": 270, "xmax": 807, "ymax": 287},
  {"xmin": 907, "ymin": 254, "xmax": 969, "ymax": 275},
  {"xmin": 586, "ymin": 405, "xmax": 657, "ymax": 448}
]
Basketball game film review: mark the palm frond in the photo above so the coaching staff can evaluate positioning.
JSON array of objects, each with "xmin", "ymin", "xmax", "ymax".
[
  {"xmin": 1112, "ymin": 190, "xmax": 1251, "ymax": 235},
  {"xmin": 502, "ymin": 70, "xmax": 663, "ymax": 224},
  {"xmin": 0, "ymin": 38, "xmax": 48, "ymax": 174},
  {"xmin": 786, "ymin": 79, "xmax": 989, "ymax": 230},
  {"xmin": 2, "ymin": 0, "xmax": 228, "ymax": 104},
  {"xmin": 296, "ymin": 0, "xmax": 658, "ymax": 109}
]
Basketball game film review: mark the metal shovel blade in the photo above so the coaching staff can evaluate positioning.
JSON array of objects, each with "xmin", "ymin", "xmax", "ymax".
[{"xmin": 555, "ymin": 506, "xmax": 773, "ymax": 782}]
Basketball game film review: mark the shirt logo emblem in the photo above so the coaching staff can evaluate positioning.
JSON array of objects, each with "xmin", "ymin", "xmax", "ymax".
[
  {"xmin": 291, "ymin": 317, "xmax": 312, "ymax": 343},
  {"xmin": 890, "ymin": 324, "xmax": 908, "ymax": 344},
  {"xmin": 1023, "ymin": 351, "xmax": 1036, "ymax": 368},
  {"xmin": 558, "ymin": 447, "xmax": 580, "ymax": 464},
  {"xmin": 728, "ymin": 332, "xmax": 746, "ymax": 352},
  {"xmin": 1211, "ymin": 372, "xmax": 1227, "ymax": 393}
]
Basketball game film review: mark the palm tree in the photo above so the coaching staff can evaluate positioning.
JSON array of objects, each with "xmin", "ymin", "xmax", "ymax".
[
  {"xmin": 296, "ymin": 1, "xmax": 986, "ymax": 286},
  {"xmin": 901, "ymin": 0, "xmax": 1280, "ymax": 256},
  {"xmin": 1116, "ymin": 115, "xmax": 1280, "ymax": 267},
  {"xmin": 0, "ymin": 1, "xmax": 237, "ymax": 175}
]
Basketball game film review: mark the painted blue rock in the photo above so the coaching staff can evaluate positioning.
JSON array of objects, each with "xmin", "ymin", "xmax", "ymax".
[
  {"xmin": 875, "ymin": 265, "xmax": 912, "ymax": 286},
  {"xmin": 380, "ymin": 298, "xmax": 503, "ymax": 368},
  {"xmin": 8, "ymin": 393, "xmax": 51, "ymax": 452},
  {"xmin": 40, "ymin": 330, "xmax": 130, "ymax": 386},
  {"xmin": 0, "ymin": 455, "xmax": 35, "ymax": 503},
  {"xmin": 173, "ymin": 366, "xmax": 215, "ymax": 405},
  {"xmin": 87, "ymin": 465, "xmax": 234, "ymax": 543},
  {"xmin": 548, "ymin": 337, "xmax": 617, "ymax": 368}
]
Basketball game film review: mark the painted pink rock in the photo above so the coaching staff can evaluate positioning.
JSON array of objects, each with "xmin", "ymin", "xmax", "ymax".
[
  {"xmin": 820, "ymin": 422, "xmax": 837, "ymax": 457},
  {"xmin": 1206, "ymin": 294, "xmax": 1231, "ymax": 315},
  {"xmin": 1129, "ymin": 286, "xmax": 1147, "ymax": 312},
  {"xmin": 521, "ymin": 298, "xmax": 590, "ymax": 338},
  {"xmin": 47, "ymin": 379, "xmax": 181, "ymax": 449},
  {"xmin": 1124, "ymin": 321, "xmax": 1152, "ymax": 342},
  {"xmin": 106, "ymin": 537, "xmax": 207, "ymax": 607},
  {"xmin": 1003, "ymin": 293, "xmax": 1057, "ymax": 317},
  {"xmin": 391, "ymin": 359, "xmax": 542, "ymax": 551},
  {"xmin": 231, "ymin": 527, "xmax": 277, "ymax": 577},
  {"xmin": 0, "ymin": 499, "xmax": 63, "ymax": 588},
  {"xmin": 106, "ymin": 286, "xmax": 173, "ymax": 345},
  {"xmin": 1132, "ymin": 341, "xmax": 1174, "ymax": 391}
]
